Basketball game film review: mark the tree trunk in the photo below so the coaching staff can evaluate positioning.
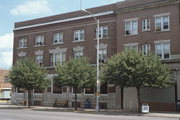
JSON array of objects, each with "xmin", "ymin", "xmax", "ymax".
[
  {"xmin": 121, "ymin": 87, "xmax": 124, "ymax": 110},
  {"xmin": 136, "ymin": 87, "xmax": 141, "ymax": 113},
  {"xmin": 27, "ymin": 89, "xmax": 31, "ymax": 108},
  {"xmin": 74, "ymin": 87, "xmax": 77, "ymax": 111}
]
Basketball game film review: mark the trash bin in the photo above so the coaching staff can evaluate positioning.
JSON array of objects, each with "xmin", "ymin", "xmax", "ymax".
[
  {"xmin": 176, "ymin": 100, "xmax": 180, "ymax": 111},
  {"xmin": 141, "ymin": 103, "xmax": 149, "ymax": 113},
  {"xmin": 85, "ymin": 99, "xmax": 91, "ymax": 109}
]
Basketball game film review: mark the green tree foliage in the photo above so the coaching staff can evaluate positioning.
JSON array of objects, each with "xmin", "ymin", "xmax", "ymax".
[
  {"xmin": 55, "ymin": 57, "xmax": 96, "ymax": 110},
  {"xmin": 9, "ymin": 59, "xmax": 50, "ymax": 108},
  {"xmin": 102, "ymin": 50, "xmax": 171, "ymax": 112}
]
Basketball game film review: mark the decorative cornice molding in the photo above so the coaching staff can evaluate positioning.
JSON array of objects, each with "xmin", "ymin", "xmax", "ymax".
[
  {"xmin": 95, "ymin": 43, "xmax": 108, "ymax": 49},
  {"xmin": 35, "ymin": 50, "xmax": 44, "ymax": 55},
  {"xmin": 49, "ymin": 47, "xmax": 67, "ymax": 54},
  {"xmin": 73, "ymin": 46, "xmax": 84, "ymax": 52},
  {"xmin": 18, "ymin": 51, "xmax": 26, "ymax": 57}
]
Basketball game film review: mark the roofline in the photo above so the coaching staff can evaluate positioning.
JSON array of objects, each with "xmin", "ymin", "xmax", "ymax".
[{"xmin": 14, "ymin": 11, "xmax": 114, "ymax": 31}]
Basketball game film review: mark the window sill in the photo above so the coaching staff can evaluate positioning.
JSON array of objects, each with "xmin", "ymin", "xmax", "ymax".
[
  {"xmin": 34, "ymin": 45, "xmax": 45, "ymax": 47},
  {"xmin": 94, "ymin": 37, "xmax": 109, "ymax": 40},
  {"xmin": 124, "ymin": 34, "xmax": 138, "ymax": 36},
  {"xmin": 141, "ymin": 30, "xmax": 151, "ymax": 32},
  {"xmin": 155, "ymin": 29, "xmax": 170, "ymax": 32},
  {"xmin": 52, "ymin": 43, "xmax": 64, "ymax": 45},
  {"xmin": 17, "ymin": 47, "xmax": 27, "ymax": 49},
  {"xmin": 72, "ymin": 40, "xmax": 85, "ymax": 43}
]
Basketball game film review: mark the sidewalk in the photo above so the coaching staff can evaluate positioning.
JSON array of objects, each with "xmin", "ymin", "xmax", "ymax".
[{"xmin": 0, "ymin": 104, "xmax": 179, "ymax": 118}]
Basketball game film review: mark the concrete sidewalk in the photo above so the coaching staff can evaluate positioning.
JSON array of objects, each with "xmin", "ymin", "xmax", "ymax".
[{"xmin": 0, "ymin": 104, "xmax": 179, "ymax": 118}]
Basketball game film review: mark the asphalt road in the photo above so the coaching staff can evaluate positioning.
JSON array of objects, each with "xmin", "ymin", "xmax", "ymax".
[{"xmin": 0, "ymin": 109, "xmax": 178, "ymax": 120}]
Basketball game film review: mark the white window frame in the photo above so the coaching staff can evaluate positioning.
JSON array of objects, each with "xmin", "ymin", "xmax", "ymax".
[
  {"xmin": 154, "ymin": 13, "xmax": 170, "ymax": 32},
  {"xmin": 99, "ymin": 49, "xmax": 107, "ymax": 63},
  {"xmin": 154, "ymin": 40, "xmax": 170, "ymax": 60},
  {"xmin": 53, "ymin": 32, "xmax": 63, "ymax": 44},
  {"xmin": 35, "ymin": 55, "xmax": 43, "ymax": 65},
  {"xmin": 74, "ymin": 29, "xmax": 84, "ymax": 42},
  {"xmin": 124, "ymin": 43, "xmax": 139, "ymax": 51},
  {"xmin": 35, "ymin": 35, "xmax": 44, "ymax": 46},
  {"xmin": 19, "ymin": 38, "xmax": 27, "ymax": 48},
  {"xmin": 142, "ymin": 44, "xmax": 151, "ymax": 55},
  {"xmin": 142, "ymin": 19, "xmax": 150, "ymax": 31},
  {"xmin": 97, "ymin": 26, "xmax": 108, "ymax": 39},
  {"xmin": 50, "ymin": 52, "xmax": 66, "ymax": 67},
  {"xmin": 124, "ymin": 18, "xmax": 138, "ymax": 35},
  {"xmin": 74, "ymin": 50, "xmax": 83, "ymax": 59}
]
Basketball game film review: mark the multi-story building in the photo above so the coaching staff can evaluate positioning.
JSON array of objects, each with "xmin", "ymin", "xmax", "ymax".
[
  {"xmin": 0, "ymin": 68, "xmax": 11, "ymax": 103},
  {"xmin": 12, "ymin": 0, "xmax": 180, "ymax": 111}
]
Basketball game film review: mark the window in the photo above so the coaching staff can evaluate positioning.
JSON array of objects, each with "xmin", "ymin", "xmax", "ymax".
[
  {"xmin": 50, "ymin": 53, "xmax": 66, "ymax": 67},
  {"xmin": 142, "ymin": 19, "xmax": 150, "ymax": 31},
  {"xmin": 155, "ymin": 41, "xmax": 170, "ymax": 59},
  {"xmin": 142, "ymin": 44, "xmax": 150, "ymax": 55},
  {"xmin": 100, "ymin": 83, "xmax": 108, "ymax": 94},
  {"xmin": 74, "ymin": 29, "xmax": 84, "ymax": 41},
  {"xmin": 74, "ymin": 51, "xmax": 83, "ymax": 59},
  {"xmin": 53, "ymin": 82, "xmax": 62, "ymax": 94},
  {"xmin": 99, "ymin": 49, "xmax": 107, "ymax": 63},
  {"xmin": 84, "ymin": 88, "xmax": 94, "ymax": 94},
  {"xmin": 35, "ymin": 55, "xmax": 43, "ymax": 66},
  {"xmin": 53, "ymin": 33, "xmax": 63, "ymax": 44},
  {"xmin": 97, "ymin": 26, "xmax": 108, "ymax": 39},
  {"xmin": 19, "ymin": 38, "xmax": 27, "ymax": 48},
  {"xmin": 4, "ymin": 76, "xmax": 9, "ymax": 83},
  {"xmin": 124, "ymin": 43, "xmax": 138, "ymax": 51},
  {"xmin": 35, "ymin": 35, "xmax": 44, "ymax": 46},
  {"xmin": 155, "ymin": 16, "xmax": 169, "ymax": 31},
  {"xmin": 125, "ymin": 19, "xmax": 138, "ymax": 35}
]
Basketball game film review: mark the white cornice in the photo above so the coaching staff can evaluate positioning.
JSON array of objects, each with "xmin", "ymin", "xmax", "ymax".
[
  {"xmin": 73, "ymin": 46, "xmax": 84, "ymax": 52},
  {"xmin": 18, "ymin": 51, "xmax": 26, "ymax": 57},
  {"xmin": 35, "ymin": 50, "xmax": 44, "ymax": 55},
  {"xmin": 14, "ymin": 11, "xmax": 114, "ymax": 31},
  {"xmin": 49, "ymin": 47, "xmax": 67, "ymax": 54},
  {"xmin": 95, "ymin": 43, "xmax": 108, "ymax": 49}
]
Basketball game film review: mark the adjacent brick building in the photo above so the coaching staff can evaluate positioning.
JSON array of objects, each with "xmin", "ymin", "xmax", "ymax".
[
  {"xmin": 0, "ymin": 68, "xmax": 11, "ymax": 102},
  {"xmin": 12, "ymin": 0, "xmax": 180, "ymax": 111}
]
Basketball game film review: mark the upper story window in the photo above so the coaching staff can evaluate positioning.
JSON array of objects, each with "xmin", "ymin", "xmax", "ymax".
[
  {"xmin": 50, "ymin": 53, "xmax": 66, "ymax": 67},
  {"xmin": 74, "ymin": 51, "xmax": 83, "ymax": 59},
  {"xmin": 19, "ymin": 38, "xmax": 27, "ymax": 48},
  {"xmin": 125, "ymin": 18, "xmax": 138, "ymax": 35},
  {"xmin": 142, "ymin": 44, "xmax": 150, "ymax": 55},
  {"xmin": 155, "ymin": 40, "xmax": 170, "ymax": 59},
  {"xmin": 124, "ymin": 43, "xmax": 139, "ymax": 51},
  {"xmin": 97, "ymin": 26, "xmax": 108, "ymax": 39},
  {"xmin": 99, "ymin": 49, "xmax": 107, "ymax": 63},
  {"xmin": 35, "ymin": 55, "xmax": 43, "ymax": 66},
  {"xmin": 53, "ymin": 32, "xmax": 63, "ymax": 44},
  {"xmin": 142, "ymin": 19, "xmax": 150, "ymax": 31},
  {"xmin": 35, "ymin": 35, "xmax": 44, "ymax": 46},
  {"xmin": 74, "ymin": 29, "xmax": 84, "ymax": 42},
  {"xmin": 155, "ymin": 14, "xmax": 170, "ymax": 32}
]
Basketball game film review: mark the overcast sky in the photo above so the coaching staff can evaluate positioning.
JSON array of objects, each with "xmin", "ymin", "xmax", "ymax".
[{"xmin": 0, "ymin": 0, "xmax": 123, "ymax": 69}]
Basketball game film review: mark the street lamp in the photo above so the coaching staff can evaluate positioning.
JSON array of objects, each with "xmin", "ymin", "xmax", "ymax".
[{"xmin": 82, "ymin": 9, "xmax": 100, "ymax": 112}]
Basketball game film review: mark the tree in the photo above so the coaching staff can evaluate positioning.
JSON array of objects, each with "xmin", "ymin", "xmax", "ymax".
[
  {"xmin": 102, "ymin": 50, "xmax": 171, "ymax": 112},
  {"xmin": 9, "ymin": 59, "xmax": 50, "ymax": 108},
  {"xmin": 55, "ymin": 57, "xmax": 96, "ymax": 111}
]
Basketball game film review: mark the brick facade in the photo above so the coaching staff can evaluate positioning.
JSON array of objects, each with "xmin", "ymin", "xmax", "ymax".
[{"xmin": 12, "ymin": 0, "xmax": 180, "ymax": 111}]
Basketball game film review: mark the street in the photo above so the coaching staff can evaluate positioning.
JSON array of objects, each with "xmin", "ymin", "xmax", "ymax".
[{"xmin": 0, "ymin": 109, "xmax": 178, "ymax": 120}]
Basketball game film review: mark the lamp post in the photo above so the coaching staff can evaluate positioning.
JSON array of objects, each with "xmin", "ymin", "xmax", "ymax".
[{"xmin": 82, "ymin": 9, "xmax": 100, "ymax": 112}]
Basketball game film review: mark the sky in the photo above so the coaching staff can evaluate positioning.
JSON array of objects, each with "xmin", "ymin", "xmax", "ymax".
[{"xmin": 0, "ymin": 0, "xmax": 123, "ymax": 69}]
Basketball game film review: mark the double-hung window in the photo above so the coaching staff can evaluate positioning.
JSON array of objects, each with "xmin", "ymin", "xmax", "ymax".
[
  {"xmin": 97, "ymin": 26, "xmax": 108, "ymax": 39},
  {"xmin": 19, "ymin": 38, "xmax": 27, "ymax": 48},
  {"xmin": 142, "ymin": 19, "xmax": 150, "ymax": 31},
  {"xmin": 35, "ymin": 55, "xmax": 43, "ymax": 66},
  {"xmin": 155, "ymin": 15, "xmax": 170, "ymax": 31},
  {"xmin": 125, "ymin": 19, "xmax": 138, "ymax": 35},
  {"xmin": 35, "ymin": 35, "xmax": 44, "ymax": 46},
  {"xmin": 74, "ymin": 51, "xmax": 83, "ymax": 59},
  {"xmin": 142, "ymin": 44, "xmax": 150, "ymax": 55},
  {"xmin": 53, "ymin": 32, "xmax": 63, "ymax": 44},
  {"xmin": 74, "ymin": 29, "xmax": 84, "ymax": 42},
  {"xmin": 99, "ymin": 49, "xmax": 107, "ymax": 63},
  {"xmin": 155, "ymin": 40, "xmax": 170, "ymax": 59},
  {"xmin": 50, "ymin": 52, "xmax": 66, "ymax": 66},
  {"xmin": 124, "ymin": 43, "xmax": 139, "ymax": 51}
]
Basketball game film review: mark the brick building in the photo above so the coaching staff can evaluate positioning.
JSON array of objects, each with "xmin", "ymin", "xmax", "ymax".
[
  {"xmin": 0, "ymin": 68, "xmax": 11, "ymax": 102},
  {"xmin": 12, "ymin": 0, "xmax": 180, "ymax": 111}
]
